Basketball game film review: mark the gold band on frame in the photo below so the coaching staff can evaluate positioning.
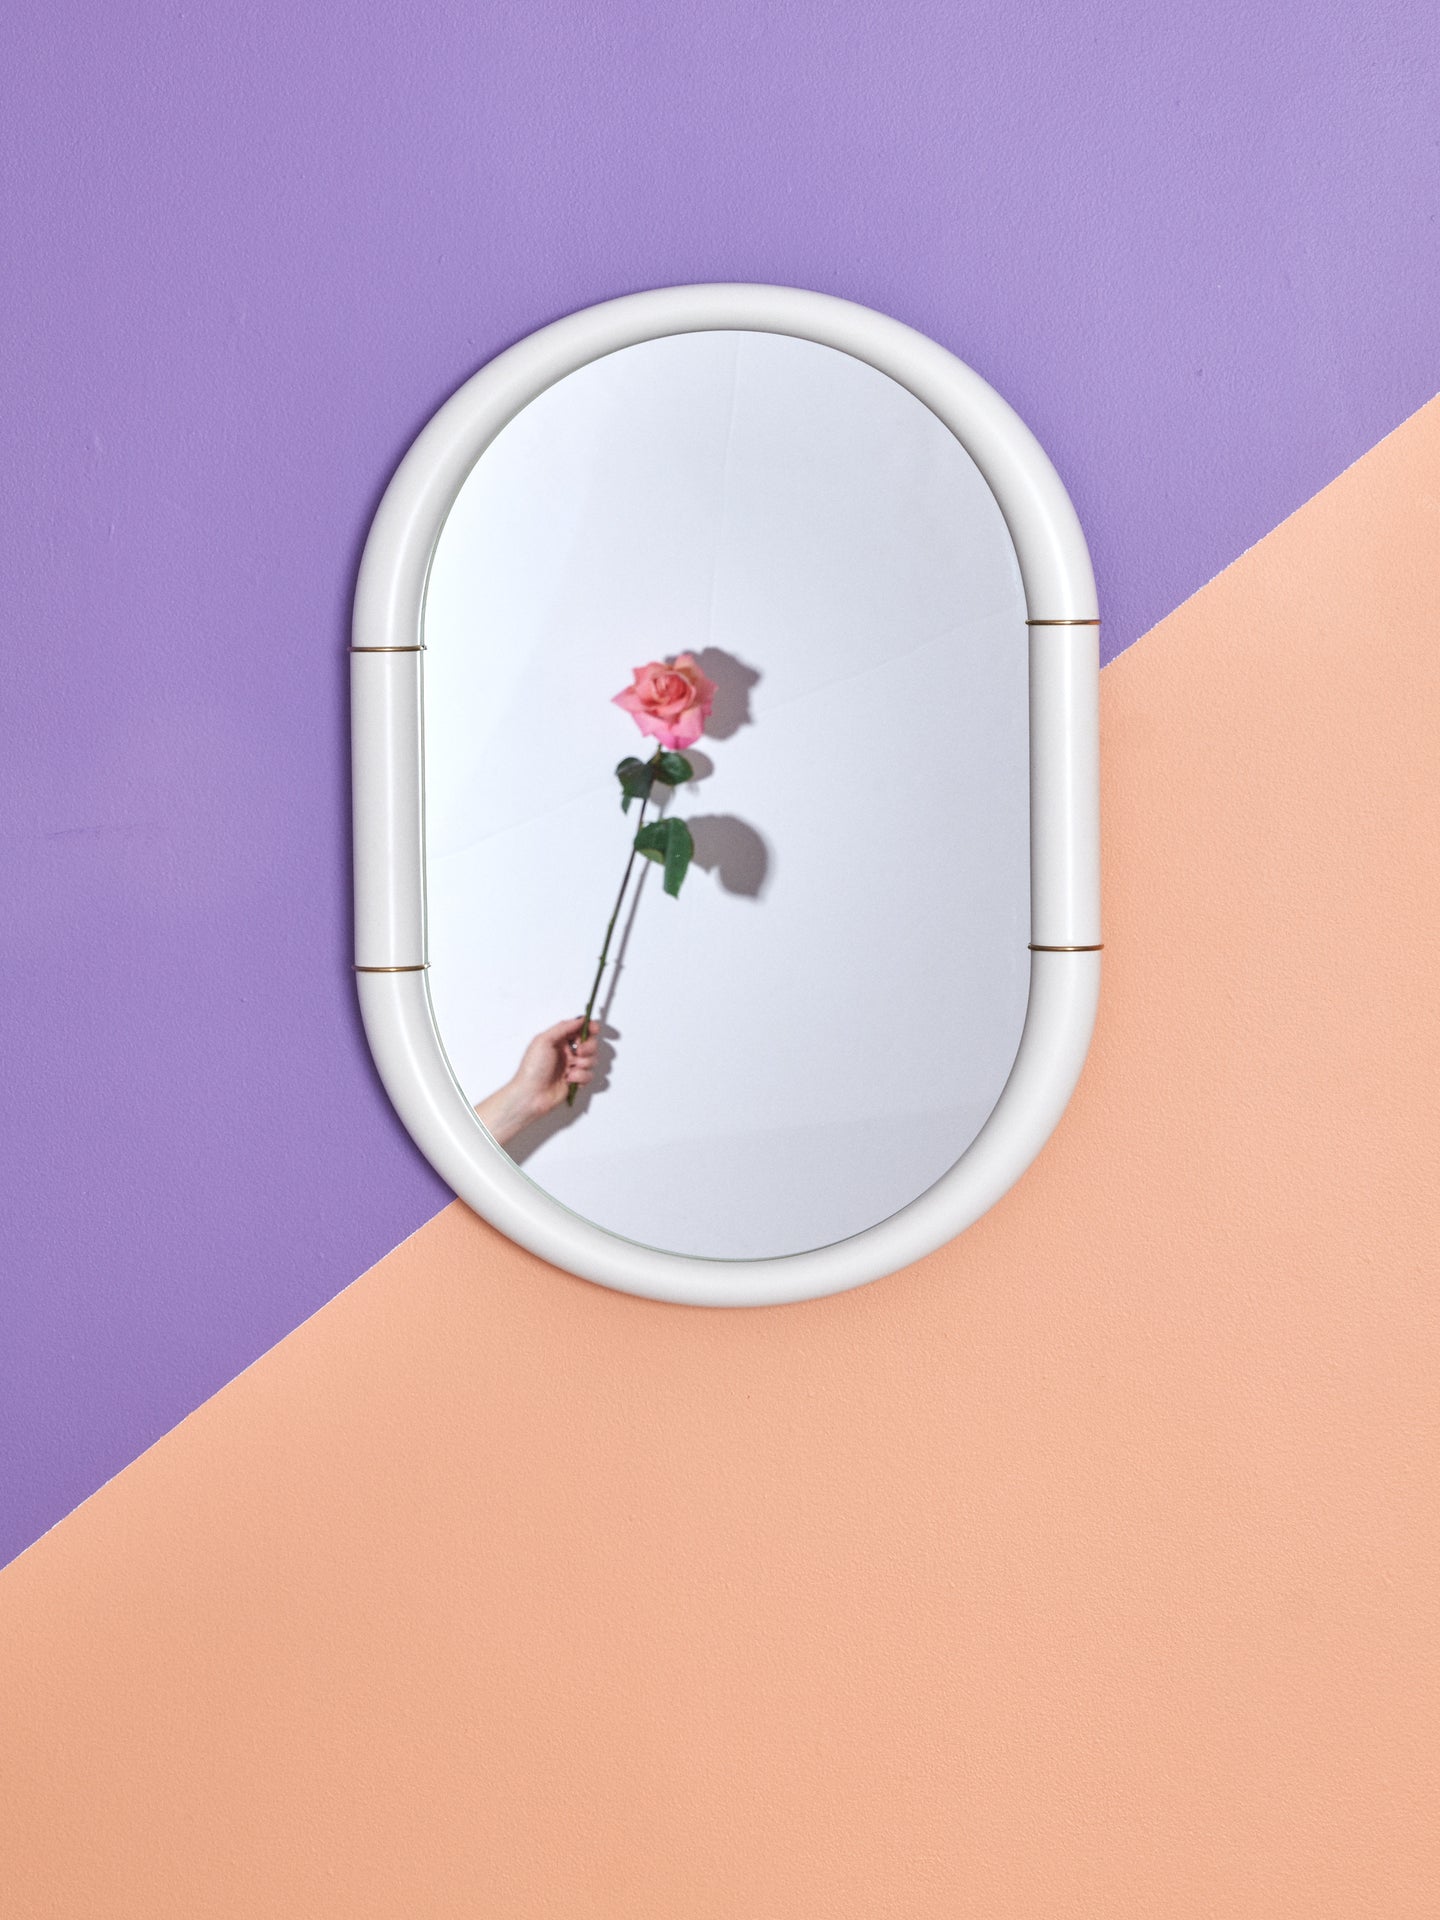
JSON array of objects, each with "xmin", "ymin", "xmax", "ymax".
[
  {"xmin": 1025, "ymin": 618, "xmax": 1100, "ymax": 627},
  {"xmin": 349, "ymin": 645, "xmax": 426, "ymax": 653},
  {"xmin": 1028, "ymin": 943, "xmax": 1103, "ymax": 952},
  {"xmin": 354, "ymin": 963, "xmax": 429, "ymax": 973}
]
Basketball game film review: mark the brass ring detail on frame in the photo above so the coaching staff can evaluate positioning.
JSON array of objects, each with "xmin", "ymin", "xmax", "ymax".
[
  {"xmin": 1028, "ymin": 944, "xmax": 1103, "ymax": 952},
  {"xmin": 349, "ymin": 644, "xmax": 426, "ymax": 653},
  {"xmin": 354, "ymin": 963, "xmax": 430, "ymax": 973},
  {"xmin": 1025, "ymin": 617, "xmax": 1100, "ymax": 627}
]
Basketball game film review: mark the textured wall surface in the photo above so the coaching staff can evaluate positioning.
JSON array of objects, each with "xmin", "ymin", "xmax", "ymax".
[
  {"xmin": 4, "ymin": 2, "xmax": 1439, "ymax": 1563},
  {"xmin": 4, "ymin": 7, "xmax": 1440, "ymax": 1908},
  {"xmin": 3, "ymin": 401, "xmax": 1437, "ymax": 1913}
]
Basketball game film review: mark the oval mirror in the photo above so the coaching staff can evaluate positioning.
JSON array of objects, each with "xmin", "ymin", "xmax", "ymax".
[{"xmin": 352, "ymin": 285, "xmax": 1100, "ymax": 1306}]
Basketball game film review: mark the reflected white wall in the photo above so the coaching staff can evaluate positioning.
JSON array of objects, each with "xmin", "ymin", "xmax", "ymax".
[{"xmin": 423, "ymin": 331, "xmax": 1029, "ymax": 1258}]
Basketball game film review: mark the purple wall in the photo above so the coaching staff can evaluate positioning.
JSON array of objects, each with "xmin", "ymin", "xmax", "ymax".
[{"xmin": 3, "ymin": 0, "xmax": 1437, "ymax": 1566}]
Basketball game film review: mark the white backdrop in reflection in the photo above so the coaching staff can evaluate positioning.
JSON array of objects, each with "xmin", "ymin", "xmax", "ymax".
[{"xmin": 423, "ymin": 332, "xmax": 1029, "ymax": 1258}]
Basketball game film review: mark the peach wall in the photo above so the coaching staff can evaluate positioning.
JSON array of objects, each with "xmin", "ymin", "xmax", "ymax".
[{"xmin": 2, "ymin": 401, "xmax": 1438, "ymax": 1916}]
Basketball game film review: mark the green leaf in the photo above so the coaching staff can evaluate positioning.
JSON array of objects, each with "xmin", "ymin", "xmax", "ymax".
[
  {"xmin": 653, "ymin": 751, "xmax": 695, "ymax": 787},
  {"xmin": 662, "ymin": 816, "xmax": 694, "ymax": 897},
  {"xmin": 635, "ymin": 817, "xmax": 693, "ymax": 898},
  {"xmin": 633, "ymin": 820, "xmax": 667, "ymax": 862},
  {"xmin": 615, "ymin": 756, "xmax": 654, "ymax": 814}
]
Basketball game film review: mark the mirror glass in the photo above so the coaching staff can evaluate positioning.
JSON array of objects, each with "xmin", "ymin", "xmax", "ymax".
[{"xmin": 422, "ymin": 330, "xmax": 1029, "ymax": 1259}]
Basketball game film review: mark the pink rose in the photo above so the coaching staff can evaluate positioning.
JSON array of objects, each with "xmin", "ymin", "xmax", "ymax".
[{"xmin": 612, "ymin": 653, "xmax": 717, "ymax": 751}]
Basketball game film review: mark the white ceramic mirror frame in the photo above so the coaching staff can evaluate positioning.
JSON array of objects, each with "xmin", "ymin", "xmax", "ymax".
[{"xmin": 352, "ymin": 283, "xmax": 1100, "ymax": 1307}]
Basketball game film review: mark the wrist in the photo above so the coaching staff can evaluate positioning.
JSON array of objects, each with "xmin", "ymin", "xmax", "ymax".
[{"xmin": 475, "ymin": 1077, "xmax": 542, "ymax": 1147}]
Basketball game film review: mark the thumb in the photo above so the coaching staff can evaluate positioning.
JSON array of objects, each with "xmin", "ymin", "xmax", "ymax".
[{"xmin": 538, "ymin": 1015, "xmax": 588, "ymax": 1043}]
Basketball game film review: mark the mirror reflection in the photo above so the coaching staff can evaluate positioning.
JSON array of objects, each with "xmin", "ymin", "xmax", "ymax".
[{"xmin": 423, "ymin": 330, "xmax": 1030, "ymax": 1259}]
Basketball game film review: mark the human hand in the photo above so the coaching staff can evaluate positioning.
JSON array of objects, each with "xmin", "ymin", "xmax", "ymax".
[{"xmin": 474, "ymin": 1017, "xmax": 601, "ymax": 1146}]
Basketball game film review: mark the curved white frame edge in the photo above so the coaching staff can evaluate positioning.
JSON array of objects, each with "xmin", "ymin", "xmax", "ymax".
[{"xmin": 351, "ymin": 284, "xmax": 1101, "ymax": 1307}]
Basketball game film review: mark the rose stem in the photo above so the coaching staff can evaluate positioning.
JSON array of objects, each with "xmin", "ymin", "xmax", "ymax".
[{"xmin": 567, "ymin": 746, "xmax": 662, "ymax": 1107}]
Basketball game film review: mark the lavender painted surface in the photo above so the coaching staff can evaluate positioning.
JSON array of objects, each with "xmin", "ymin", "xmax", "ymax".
[{"xmin": 2, "ymin": 0, "xmax": 1437, "ymax": 1565}]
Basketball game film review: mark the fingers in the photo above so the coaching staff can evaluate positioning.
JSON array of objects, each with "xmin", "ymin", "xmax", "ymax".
[
  {"xmin": 525, "ymin": 1017, "xmax": 605, "ymax": 1097},
  {"xmin": 563, "ymin": 1033, "xmax": 600, "ymax": 1085}
]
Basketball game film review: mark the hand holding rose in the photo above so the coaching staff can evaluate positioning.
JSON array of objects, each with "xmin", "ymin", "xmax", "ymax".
[
  {"xmin": 566, "ymin": 653, "xmax": 720, "ymax": 1108},
  {"xmin": 479, "ymin": 655, "xmax": 723, "ymax": 1140},
  {"xmin": 475, "ymin": 1017, "xmax": 602, "ymax": 1145}
]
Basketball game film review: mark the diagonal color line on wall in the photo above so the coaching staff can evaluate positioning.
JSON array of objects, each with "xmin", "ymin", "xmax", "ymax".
[
  {"xmin": 4, "ymin": 394, "xmax": 1435, "ymax": 1572},
  {"xmin": 10, "ymin": 0, "xmax": 1440, "ymax": 1578},
  {"xmin": 2, "ymin": 398, "xmax": 1437, "ymax": 1915}
]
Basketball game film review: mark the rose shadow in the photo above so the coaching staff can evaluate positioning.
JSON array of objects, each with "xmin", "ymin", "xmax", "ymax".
[
  {"xmin": 687, "ymin": 814, "xmax": 770, "ymax": 898},
  {"xmin": 692, "ymin": 647, "xmax": 761, "ymax": 740}
]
